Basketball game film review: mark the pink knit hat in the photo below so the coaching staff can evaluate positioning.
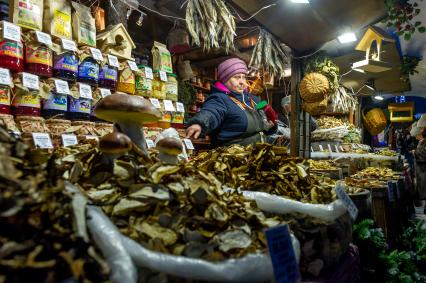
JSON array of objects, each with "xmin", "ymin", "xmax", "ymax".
[{"xmin": 217, "ymin": 58, "xmax": 248, "ymax": 84}]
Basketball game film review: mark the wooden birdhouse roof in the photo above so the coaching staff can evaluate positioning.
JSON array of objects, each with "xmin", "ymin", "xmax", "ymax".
[
  {"xmin": 355, "ymin": 26, "xmax": 395, "ymax": 52},
  {"xmin": 96, "ymin": 23, "xmax": 136, "ymax": 49}
]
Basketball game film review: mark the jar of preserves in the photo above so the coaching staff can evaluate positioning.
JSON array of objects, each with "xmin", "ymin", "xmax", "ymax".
[
  {"xmin": 53, "ymin": 44, "xmax": 78, "ymax": 82},
  {"xmin": 158, "ymin": 101, "xmax": 171, "ymax": 129},
  {"xmin": 116, "ymin": 66, "xmax": 135, "ymax": 94},
  {"xmin": 135, "ymin": 65, "xmax": 152, "ymax": 97},
  {"xmin": 25, "ymin": 44, "xmax": 53, "ymax": 77},
  {"xmin": 98, "ymin": 63, "xmax": 118, "ymax": 90},
  {"xmin": 166, "ymin": 73, "xmax": 178, "ymax": 101},
  {"xmin": 0, "ymin": 39, "xmax": 24, "ymax": 72},
  {"xmin": 78, "ymin": 57, "xmax": 99, "ymax": 86},
  {"xmin": 171, "ymin": 111, "xmax": 184, "ymax": 129},
  {"xmin": 0, "ymin": 84, "xmax": 11, "ymax": 114},
  {"xmin": 152, "ymin": 70, "xmax": 166, "ymax": 100},
  {"xmin": 42, "ymin": 92, "xmax": 68, "ymax": 118},
  {"xmin": 67, "ymin": 95, "xmax": 92, "ymax": 120}
]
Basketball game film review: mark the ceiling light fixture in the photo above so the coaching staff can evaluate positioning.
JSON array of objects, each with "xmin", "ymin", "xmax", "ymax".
[
  {"xmin": 374, "ymin": 95, "xmax": 384, "ymax": 101},
  {"xmin": 290, "ymin": 0, "xmax": 310, "ymax": 4},
  {"xmin": 338, "ymin": 32, "xmax": 357, "ymax": 44}
]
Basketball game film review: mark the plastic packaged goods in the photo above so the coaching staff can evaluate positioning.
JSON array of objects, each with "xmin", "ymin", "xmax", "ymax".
[
  {"xmin": 12, "ymin": 72, "xmax": 40, "ymax": 116},
  {"xmin": 171, "ymin": 111, "xmax": 184, "ymax": 129},
  {"xmin": 67, "ymin": 95, "xmax": 92, "ymax": 120},
  {"xmin": 25, "ymin": 44, "xmax": 53, "ymax": 78},
  {"xmin": 10, "ymin": 0, "xmax": 43, "ymax": 30},
  {"xmin": 78, "ymin": 57, "xmax": 99, "ymax": 86},
  {"xmin": 0, "ymin": 39, "xmax": 24, "ymax": 72},
  {"xmin": 0, "ymin": 84, "xmax": 10, "ymax": 114},
  {"xmin": 42, "ymin": 92, "xmax": 68, "ymax": 118},
  {"xmin": 165, "ymin": 73, "xmax": 178, "ymax": 101},
  {"xmin": 116, "ymin": 66, "xmax": 135, "ymax": 94},
  {"xmin": 43, "ymin": 0, "xmax": 72, "ymax": 39},
  {"xmin": 152, "ymin": 70, "xmax": 166, "ymax": 99},
  {"xmin": 135, "ymin": 65, "xmax": 152, "ymax": 97},
  {"xmin": 53, "ymin": 43, "xmax": 78, "ymax": 81},
  {"xmin": 71, "ymin": 2, "xmax": 96, "ymax": 47},
  {"xmin": 158, "ymin": 101, "xmax": 171, "ymax": 129},
  {"xmin": 98, "ymin": 63, "xmax": 118, "ymax": 90}
]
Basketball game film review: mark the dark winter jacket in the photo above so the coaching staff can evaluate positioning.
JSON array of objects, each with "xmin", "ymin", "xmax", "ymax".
[{"xmin": 187, "ymin": 82, "xmax": 262, "ymax": 146}]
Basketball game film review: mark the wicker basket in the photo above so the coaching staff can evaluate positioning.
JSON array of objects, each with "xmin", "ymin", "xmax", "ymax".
[
  {"xmin": 363, "ymin": 108, "xmax": 387, "ymax": 135},
  {"xmin": 95, "ymin": 122, "xmax": 114, "ymax": 137},
  {"xmin": 0, "ymin": 114, "xmax": 19, "ymax": 132},
  {"xmin": 45, "ymin": 119, "xmax": 72, "ymax": 135},
  {"xmin": 303, "ymin": 96, "xmax": 328, "ymax": 116},
  {"xmin": 299, "ymin": 72, "xmax": 330, "ymax": 103},
  {"xmin": 71, "ymin": 121, "xmax": 97, "ymax": 136},
  {"xmin": 16, "ymin": 116, "xmax": 50, "ymax": 133}
]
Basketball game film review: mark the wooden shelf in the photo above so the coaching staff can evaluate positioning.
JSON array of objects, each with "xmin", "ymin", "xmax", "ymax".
[{"xmin": 190, "ymin": 84, "xmax": 211, "ymax": 93}]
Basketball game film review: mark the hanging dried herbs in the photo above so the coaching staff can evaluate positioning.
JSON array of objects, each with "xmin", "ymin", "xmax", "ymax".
[{"xmin": 304, "ymin": 53, "xmax": 340, "ymax": 92}]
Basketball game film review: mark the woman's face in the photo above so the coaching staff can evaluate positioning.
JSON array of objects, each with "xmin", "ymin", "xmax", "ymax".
[{"xmin": 225, "ymin": 73, "xmax": 247, "ymax": 94}]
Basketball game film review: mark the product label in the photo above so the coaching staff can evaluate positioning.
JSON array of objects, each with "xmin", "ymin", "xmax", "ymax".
[
  {"xmin": 159, "ymin": 70, "xmax": 168, "ymax": 82},
  {"xmin": 107, "ymin": 55, "xmax": 120, "ymax": 68},
  {"xmin": 0, "ymin": 68, "xmax": 11, "ymax": 86},
  {"xmin": 99, "ymin": 88, "xmax": 111, "ymax": 98},
  {"xmin": 25, "ymin": 45, "xmax": 52, "ymax": 66},
  {"xmin": 32, "ymin": 133, "xmax": 53, "ymax": 149},
  {"xmin": 43, "ymin": 93, "xmax": 67, "ymax": 111},
  {"xmin": 61, "ymin": 134, "xmax": 78, "ymax": 147},
  {"xmin": 171, "ymin": 113, "xmax": 184, "ymax": 124},
  {"xmin": 15, "ymin": 0, "xmax": 42, "ymax": 30},
  {"xmin": 35, "ymin": 31, "xmax": 52, "ymax": 47},
  {"xmin": 78, "ymin": 61, "xmax": 99, "ymax": 80},
  {"xmin": 166, "ymin": 83, "xmax": 178, "ymax": 100},
  {"xmin": 80, "ymin": 23, "xmax": 96, "ymax": 46},
  {"xmin": 22, "ymin": 72, "xmax": 39, "ymax": 90},
  {"xmin": 136, "ymin": 76, "xmax": 152, "ymax": 91},
  {"xmin": 164, "ymin": 100, "xmax": 175, "ymax": 111},
  {"xmin": 79, "ymin": 83, "xmax": 92, "ymax": 99},
  {"xmin": 119, "ymin": 69, "xmax": 135, "ymax": 84},
  {"xmin": 54, "ymin": 54, "xmax": 78, "ymax": 73},
  {"xmin": 99, "ymin": 66, "xmax": 117, "ymax": 81},
  {"xmin": 0, "ymin": 88, "xmax": 10, "ymax": 106},
  {"xmin": 127, "ymin": 60, "xmax": 138, "ymax": 71},
  {"xmin": 149, "ymin": 98, "xmax": 161, "ymax": 109},
  {"xmin": 160, "ymin": 52, "xmax": 172, "ymax": 73},
  {"xmin": 61, "ymin": 38, "xmax": 77, "ymax": 52},
  {"xmin": 12, "ymin": 92, "xmax": 40, "ymax": 108},
  {"xmin": 68, "ymin": 97, "xmax": 91, "ymax": 114},
  {"xmin": 89, "ymin": 47, "xmax": 103, "ymax": 61},
  {"xmin": 160, "ymin": 112, "xmax": 171, "ymax": 123},
  {"xmin": 0, "ymin": 40, "xmax": 23, "ymax": 59},
  {"xmin": 176, "ymin": 102, "xmax": 185, "ymax": 113},
  {"xmin": 53, "ymin": 10, "xmax": 72, "ymax": 38},
  {"xmin": 144, "ymin": 67, "xmax": 154, "ymax": 80},
  {"xmin": 183, "ymin": 138, "xmax": 195, "ymax": 150},
  {"xmin": 54, "ymin": 79, "xmax": 70, "ymax": 95},
  {"xmin": 3, "ymin": 22, "xmax": 21, "ymax": 42}
]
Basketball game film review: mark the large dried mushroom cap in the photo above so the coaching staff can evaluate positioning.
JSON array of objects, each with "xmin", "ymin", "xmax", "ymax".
[
  {"xmin": 99, "ymin": 132, "xmax": 132, "ymax": 154},
  {"xmin": 94, "ymin": 92, "xmax": 162, "ymax": 124},
  {"xmin": 156, "ymin": 137, "xmax": 183, "ymax": 155}
]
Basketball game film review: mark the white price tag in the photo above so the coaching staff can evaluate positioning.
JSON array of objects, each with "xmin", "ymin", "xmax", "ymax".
[
  {"xmin": 327, "ymin": 144, "xmax": 332, "ymax": 152},
  {"xmin": 144, "ymin": 67, "xmax": 154, "ymax": 79},
  {"xmin": 108, "ymin": 55, "xmax": 120, "ymax": 68},
  {"xmin": 159, "ymin": 71, "xmax": 168, "ymax": 82},
  {"xmin": 183, "ymin": 138, "xmax": 195, "ymax": 150},
  {"xmin": 176, "ymin": 102, "xmax": 185, "ymax": 112},
  {"xmin": 61, "ymin": 134, "xmax": 78, "ymax": 147},
  {"xmin": 3, "ymin": 22, "xmax": 21, "ymax": 42},
  {"xmin": 164, "ymin": 100, "xmax": 175, "ymax": 112},
  {"xmin": 61, "ymin": 38, "xmax": 77, "ymax": 52},
  {"xmin": 149, "ymin": 98, "xmax": 161, "ymax": 109},
  {"xmin": 99, "ymin": 88, "xmax": 111, "ymax": 98},
  {"xmin": 85, "ymin": 135, "xmax": 99, "ymax": 141},
  {"xmin": 79, "ymin": 83, "xmax": 92, "ymax": 99},
  {"xmin": 32, "ymin": 133, "xmax": 53, "ymax": 149},
  {"xmin": 90, "ymin": 48, "xmax": 103, "ymax": 61},
  {"xmin": 22, "ymin": 72, "xmax": 39, "ymax": 90},
  {"xmin": 55, "ymin": 79, "xmax": 70, "ymax": 95},
  {"xmin": 335, "ymin": 182, "xmax": 358, "ymax": 220},
  {"xmin": 318, "ymin": 145, "xmax": 324, "ymax": 152},
  {"xmin": 146, "ymin": 139, "xmax": 155, "ymax": 149},
  {"xmin": 127, "ymin": 60, "xmax": 138, "ymax": 71},
  {"xmin": 35, "ymin": 31, "xmax": 52, "ymax": 46},
  {"xmin": 0, "ymin": 68, "xmax": 11, "ymax": 86}
]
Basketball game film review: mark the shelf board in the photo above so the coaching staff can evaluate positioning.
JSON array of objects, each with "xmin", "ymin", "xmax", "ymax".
[{"xmin": 190, "ymin": 84, "xmax": 211, "ymax": 93}]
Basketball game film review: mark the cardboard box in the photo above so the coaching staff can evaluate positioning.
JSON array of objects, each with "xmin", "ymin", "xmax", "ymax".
[
  {"xmin": 71, "ymin": 2, "xmax": 96, "ymax": 47},
  {"xmin": 10, "ymin": 0, "xmax": 43, "ymax": 30},
  {"xmin": 43, "ymin": 0, "xmax": 72, "ymax": 39}
]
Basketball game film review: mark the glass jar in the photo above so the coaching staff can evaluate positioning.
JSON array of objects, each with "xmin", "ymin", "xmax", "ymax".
[
  {"xmin": 67, "ymin": 96, "xmax": 92, "ymax": 120},
  {"xmin": 98, "ymin": 64, "xmax": 118, "ymax": 90},
  {"xmin": 11, "ymin": 90, "xmax": 40, "ymax": 117},
  {"xmin": 25, "ymin": 44, "xmax": 53, "ymax": 77},
  {"xmin": 171, "ymin": 111, "xmax": 184, "ymax": 129},
  {"xmin": 0, "ymin": 39, "xmax": 24, "ymax": 72},
  {"xmin": 78, "ymin": 57, "xmax": 99, "ymax": 86},
  {"xmin": 53, "ymin": 52, "xmax": 78, "ymax": 82},
  {"xmin": 158, "ymin": 101, "xmax": 171, "ymax": 129},
  {"xmin": 152, "ymin": 70, "xmax": 166, "ymax": 99},
  {"xmin": 116, "ymin": 67, "xmax": 135, "ymax": 94},
  {"xmin": 42, "ymin": 92, "xmax": 68, "ymax": 118},
  {"xmin": 0, "ymin": 85, "xmax": 10, "ymax": 114},
  {"xmin": 166, "ymin": 73, "xmax": 178, "ymax": 101},
  {"xmin": 135, "ymin": 65, "xmax": 152, "ymax": 97}
]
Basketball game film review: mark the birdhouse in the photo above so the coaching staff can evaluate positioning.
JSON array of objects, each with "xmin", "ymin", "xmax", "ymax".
[
  {"xmin": 388, "ymin": 102, "xmax": 414, "ymax": 123},
  {"xmin": 352, "ymin": 26, "xmax": 395, "ymax": 73},
  {"xmin": 96, "ymin": 23, "xmax": 136, "ymax": 60}
]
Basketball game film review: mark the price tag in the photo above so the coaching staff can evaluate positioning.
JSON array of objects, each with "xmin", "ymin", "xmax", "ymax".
[
  {"xmin": 61, "ymin": 38, "xmax": 77, "ymax": 51},
  {"xmin": 127, "ymin": 60, "xmax": 138, "ymax": 71},
  {"xmin": 3, "ymin": 22, "xmax": 21, "ymax": 42},
  {"xmin": 22, "ymin": 72, "xmax": 39, "ymax": 90},
  {"xmin": 32, "ymin": 133, "xmax": 53, "ymax": 149},
  {"xmin": 183, "ymin": 138, "xmax": 195, "ymax": 150},
  {"xmin": 265, "ymin": 225, "xmax": 300, "ymax": 283},
  {"xmin": 335, "ymin": 181, "xmax": 358, "ymax": 220},
  {"xmin": 90, "ymin": 47, "xmax": 103, "ymax": 61},
  {"xmin": 61, "ymin": 134, "xmax": 78, "ymax": 147},
  {"xmin": 108, "ymin": 55, "xmax": 120, "ymax": 68},
  {"xmin": 99, "ymin": 88, "xmax": 111, "ymax": 98},
  {"xmin": 387, "ymin": 181, "xmax": 395, "ymax": 202},
  {"xmin": 0, "ymin": 68, "xmax": 11, "ymax": 86},
  {"xmin": 79, "ymin": 83, "xmax": 92, "ymax": 99},
  {"xmin": 85, "ymin": 135, "xmax": 99, "ymax": 141},
  {"xmin": 176, "ymin": 102, "xmax": 185, "ymax": 112},
  {"xmin": 144, "ymin": 67, "xmax": 154, "ymax": 79},
  {"xmin": 327, "ymin": 144, "xmax": 332, "ymax": 152},
  {"xmin": 146, "ymin": 139, "xmax": 155, "ymax": 149},
  {"xmin": 55, "ymin": 79, "xmax": 70, "ymax": 95},
  {"xmin": 35, "ymin": 31, "xmax": 52, "ymax": 46},
  {"xmin": 149, "ymin": 98, "xmax": 161, "ymax": 109},
  {"xmin": 159, "ymin": 70, "xmax": 168, "ymax": 82},
  {"xmin": 164, "ymin": 100, "xmax": 175, "ymax": 111},
  {"xmin": 318, "ymin": 145, "xmax": 324, "ymax": 152}
]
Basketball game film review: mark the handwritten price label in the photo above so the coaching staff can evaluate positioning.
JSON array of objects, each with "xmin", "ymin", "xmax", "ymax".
[
  {"xmin": 90, "ymin": 48, "xmax": 103, "ymax": 61},
  {"xmin": 22, "ymin": 73, "xmax": 39, "ymax": 90},
  {"xmin": 32, "ymin": 133, "xmax": 53, "ymax": 149},
  {"xmin": 183, "ymin": 139, "xmax": 195, "ymax": 150},
  {"xmin": 3, "ymin": 22, "xmax": 21, "ymax": 42},
  {"xmin": 0, "ymin": 68, "xmax": 11, "ymax": 86},
  {"xmin": 61, "ymin": 38, "xmax": 77, "ymax": 51},
  {"xmin": 36, "ymin": 31, "xmax": 52, "ymax": 46},
  {"xmin": 55, "ymin": 79, "xmax": 70, "ymax": 95},
  {"xmin": 62, "ymin": 134, "xmax": 78, "ymax": 147},
  {"xmin": 79, "ymin": 83, "xmax": 92, "ymax": 99}
]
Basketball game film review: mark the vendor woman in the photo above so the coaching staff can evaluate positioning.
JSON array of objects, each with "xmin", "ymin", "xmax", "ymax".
[{"xmin": 186, "ymin": 58, "xmax": 273, "ymax": 147}]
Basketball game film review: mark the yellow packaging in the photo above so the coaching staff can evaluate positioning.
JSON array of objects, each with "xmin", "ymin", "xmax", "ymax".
[
  {"xmin": 10, "ymin": 0, "xmax": 43, "ymax": 30},
  {"xmin": 43, "ymin": 0, "xmax": 72, "ymax": 39},
  {"xmin": 152, "ymin": 41, "xmax": 172, "ymax": 73},
  {"xmin": 117, "ymin": 67, "xmax": 135, "ymax": 95},
  {"xmin": 71, "ymin": 2, "xmax": 96, "ymax": 46}
]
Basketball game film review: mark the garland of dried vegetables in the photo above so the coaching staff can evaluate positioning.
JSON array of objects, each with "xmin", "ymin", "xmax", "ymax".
[{"xmin": 185, "ymin": 0, "xmax": 236, "ymax": 52}]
